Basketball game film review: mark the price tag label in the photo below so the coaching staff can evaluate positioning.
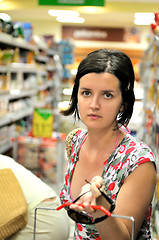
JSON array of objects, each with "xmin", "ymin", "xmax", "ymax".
[{"xmin": 33, "ymin": 108, "xmax": 53, "ymax": 138}]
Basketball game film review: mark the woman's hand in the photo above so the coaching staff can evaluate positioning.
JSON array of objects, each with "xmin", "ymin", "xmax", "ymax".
[
  {"xmin": 70, "ymin": 176, "xmax": 104, "ymax": 213},
  {"xmin": 90, "ymin": 176, "xmax": 104, "ymax": 198}
]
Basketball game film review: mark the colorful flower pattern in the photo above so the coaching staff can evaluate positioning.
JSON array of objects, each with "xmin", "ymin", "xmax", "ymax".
[{"xmin": 60, "ymin": 129, "xmax": 156, "ymax": 239}]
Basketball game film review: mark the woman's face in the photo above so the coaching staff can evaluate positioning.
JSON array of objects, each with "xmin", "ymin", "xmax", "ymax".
[{"xmin": 77, "ymin": 72, "xmax": 123, "ymax": 131}]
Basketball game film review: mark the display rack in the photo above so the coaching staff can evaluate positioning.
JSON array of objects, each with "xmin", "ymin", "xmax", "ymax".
[
  {"xmin": 0, "ymin": 32, "xmax": 63, "ymax": 155},
  {"xmin": 140, "ymin": 34, "xmax": 159, "ymax": 239},
  {"xmin": 140, "ymin": 35, "xmax": 159, "ymax": 165}
]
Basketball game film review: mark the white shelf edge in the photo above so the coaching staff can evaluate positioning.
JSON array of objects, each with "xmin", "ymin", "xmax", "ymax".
[{"xmin": 0, "ymin": 32, "xmax": 37, "ymax": 51}]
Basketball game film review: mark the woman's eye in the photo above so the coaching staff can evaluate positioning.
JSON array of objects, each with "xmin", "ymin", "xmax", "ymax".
[
  {"xmin": 104, "ymin": 92, "xmax": 112, "ymax": 98},
  {"xmin": 82, "ymin": 91, "xmax": 90, "ymax": 97}
]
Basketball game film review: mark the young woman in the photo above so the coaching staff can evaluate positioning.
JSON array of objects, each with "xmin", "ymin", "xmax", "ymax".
[{"xmin": 60, "ymin": 49, "xmax": 157, "ymax": 239}]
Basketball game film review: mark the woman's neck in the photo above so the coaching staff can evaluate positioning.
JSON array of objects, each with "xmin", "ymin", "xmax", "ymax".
[{"xmin": 85, "ymin": 128, "xmax": 122, "ymax": 154}]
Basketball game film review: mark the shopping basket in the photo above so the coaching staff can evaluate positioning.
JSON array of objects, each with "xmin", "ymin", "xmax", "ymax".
[{"xmin": 33, "ymin": 205, "xmax": 135, "ymax": 240}]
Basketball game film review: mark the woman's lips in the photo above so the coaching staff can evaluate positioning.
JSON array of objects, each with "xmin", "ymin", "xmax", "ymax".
[{"xmin": 88, "ymin": 114, "xmax": 102, "ymax": 120}]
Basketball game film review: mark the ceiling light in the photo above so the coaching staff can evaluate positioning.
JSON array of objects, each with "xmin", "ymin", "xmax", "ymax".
[
  {"xmin": 56, "ymin": 16, "xmax": 85, "ymax": 23},
  {"xmin": 80, "ymin": 6, "xmax": 105, "ymax": 14},
  {"xmin": 134, "ymin": 12, "xmax": 155, "ymax": 25},
  {"xmin": 48, "ymin": 9, "xmax": 79, "ymax": 17}
]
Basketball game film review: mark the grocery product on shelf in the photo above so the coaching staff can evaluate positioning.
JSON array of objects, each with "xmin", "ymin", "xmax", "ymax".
[
  {"xmin": 0, "ymin": 30, "xmax": 64, "ymax": 155},
  {"xmin": 139, "ymin": 12, "xmax": 159, "ymax": 239}
]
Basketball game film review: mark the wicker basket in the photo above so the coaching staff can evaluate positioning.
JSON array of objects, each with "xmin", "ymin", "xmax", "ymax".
[{"xmin": 0, "ymin": 168, "xmax": 27, "ymax": 239}]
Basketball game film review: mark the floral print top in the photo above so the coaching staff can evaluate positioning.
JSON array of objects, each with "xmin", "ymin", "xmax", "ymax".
[{"xmin": 60, "ymin": 128, "xmax": 156, "ymax": 240}]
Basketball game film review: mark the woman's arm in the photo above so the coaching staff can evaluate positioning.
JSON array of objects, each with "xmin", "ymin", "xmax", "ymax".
[{"xmin": 70, "ymin": 162, "xmax": 156, "ymax": 240}]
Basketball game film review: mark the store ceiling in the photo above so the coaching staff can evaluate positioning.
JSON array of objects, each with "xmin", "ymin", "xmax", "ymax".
[{"xmin": 0, "ymin": 0, "xmax": 159, "ymax": 27}]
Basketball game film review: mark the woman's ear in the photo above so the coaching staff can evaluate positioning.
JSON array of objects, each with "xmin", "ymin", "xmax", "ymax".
[{"xmin": 120, "ymin": 103, "xmax": 124, "ymax": 112}]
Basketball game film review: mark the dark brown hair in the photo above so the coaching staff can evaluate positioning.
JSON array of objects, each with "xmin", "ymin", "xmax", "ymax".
[{"xmin": 60, "ymin": 48, "xmax": 135, "ymax": 127}]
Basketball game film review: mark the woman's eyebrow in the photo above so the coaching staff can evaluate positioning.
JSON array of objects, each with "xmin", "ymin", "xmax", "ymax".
[
  {"xmin": 102, "ymin": 89, "xmax": 115, "ymax": 93},
  {"xmin": 79, "ymin": 87, "xmax": 91, "ymax": 90},
  {"xmin": 79, "ymin": 87, "xmax": 116, "ymax": 93}
]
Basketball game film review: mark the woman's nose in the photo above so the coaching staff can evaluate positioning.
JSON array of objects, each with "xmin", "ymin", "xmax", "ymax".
[{"xmin": 90, "ymin": 96, "xmax": 100, "ymax": 110}]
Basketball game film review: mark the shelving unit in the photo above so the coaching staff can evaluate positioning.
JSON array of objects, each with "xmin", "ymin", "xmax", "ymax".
[
  {"xmin": 140, "ymin": 34, "xmax": 159, "ymax": 239},
  {"xmin": 0, "ymin": 32, "xmax": 63, "ymax": 155},
  {"xmin": 0, "ymin": 32, "xmax": 36, "ymax": 51},
  {"xmin": 140, "ymin": 35, "xmax": 159, "ymax": 161}
]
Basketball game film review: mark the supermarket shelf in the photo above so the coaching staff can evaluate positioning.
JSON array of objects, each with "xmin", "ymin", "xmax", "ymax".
[
  {"xmin": 47, "ymin": 49, "xmax": 58, "ymax": 56},
  {"xmin": 0, "ymin": 109, "xmax": 33, "ymax": 127},
  {"xmin": 0, "ymin": 65, "xmax": 10, "ymax": 72},
  {"xmin": 9, "ymin": 89, "xmax": 38, "ymax": 100},
  {"xmin": 0, "ymin": 115, "xmax": 12, "ymax": 127},
  {"xmin": 9, "ymin": 109, "xmax": 34, "ymax": 122},
  {"xmin": 0, "ymin": 89, "xmax": 37, "ymax": 101},
  {"xmin": 37, "ymin": 70, "xmax": 47, "ymax": 76},
  {"xmin": 0, "ymin": 31, "xmax": 63, "ymax": 157},
  {"xmin": 0, "ymin": 63, "xmax": 37, "ymax": 73},
  {"xmin": 0, "ymin": 141, "xmax": 13, "ymax": 154},
  {"xmin": 38, "ymin": 84, "xmax": 49, "ymax": 91},
  {"xmin": 35, "ymin": 55, "xmax": 49, "ymax": 63},
  {"xmin": 0, "ymin": 90, "xmax": 10, "ymax": 96},
  {"xmin": 47, "ymin": 65, "xmax": 56, "ymax": 72},
  {"xmin": 0, "ymin": 32, "xmax": 37, "ymax": 51}
]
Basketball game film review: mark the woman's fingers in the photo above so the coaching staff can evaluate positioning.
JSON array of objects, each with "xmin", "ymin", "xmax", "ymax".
[
  {"xmin": 83, "ymin": 198, "xmax": 97, "ymax": 213},
  {"xmin": 81, "ymin": 183, "xmax": 90, "ymax": 194},
  {"xmin": 70, "ymin": 200, "xmax": 96, "ymax": 213},
  {"xmin": 90, "ymin": 182, "xmax": 101, "ymax": 198},
  {"xmin": 70, "ymin": 203, "xmax": 84, "ymax": 212},
  {"xmin": 91, "ymin": 176, "xmax": 104, "ymax": 188},
  {"xmin": 70, "ymin": 176, "xmax": 104, "ymax": 213}
]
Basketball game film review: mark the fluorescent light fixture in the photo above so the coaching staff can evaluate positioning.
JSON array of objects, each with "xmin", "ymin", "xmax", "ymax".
[
  {"xmin": 56, "ymin": 16, "xmax": 85, "ymax": 23},
  {"xmin": 48, "ymin": 9, "xmax": 79, "ymax": 17},
  {"xmin": 134, "ymin": 12, "xmax": 155, "ymax": 25},
  {"xmin": 48, "ymin": 9, "xmax": 84, "ymax": 23},
  {"xmin": 80, "ymin": 6, "xmax": 105, "ymax": 14}
]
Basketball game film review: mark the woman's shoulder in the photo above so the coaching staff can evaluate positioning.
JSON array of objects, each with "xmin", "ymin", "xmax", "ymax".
[
  {"xmin": 66, "ymin": 128, "xmax": 87, "ymax": 140},
  {"xmin": 66, "ymin": 128, "xmax": 87, "ymax": 145},
  {"xmin": 66, "ymin": 128, "xmax": 87, "ymax": 159},
  {"xmin": 119, "ymin": 133, "xmax": 156, "ymax": 167},
  {"xmin": 124, "ymin": 134, "xmax": 154, "ymax": 152}
]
